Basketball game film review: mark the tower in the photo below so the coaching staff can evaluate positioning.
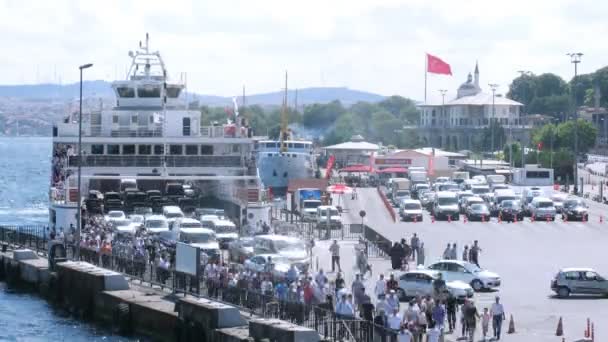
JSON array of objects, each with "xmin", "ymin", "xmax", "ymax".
[{"xmin": 474, "ymin": 61, "xmax": 480, "ymax": 89}]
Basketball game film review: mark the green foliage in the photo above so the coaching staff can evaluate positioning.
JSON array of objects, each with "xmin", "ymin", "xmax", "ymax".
[
  {"xmin": 481, "ymin": 121, "xmax": 506, "ymax": 152},
  {"xmin": 507, "ymin": 73, "xmax": 569, "ymax": 117},
  {"xmin": 302, "ymin": 100, "xmax": 345, "ymax": 128},
  {"xmin": 532, "ymin": 119, "xmax": 597, "ymax": 154}
]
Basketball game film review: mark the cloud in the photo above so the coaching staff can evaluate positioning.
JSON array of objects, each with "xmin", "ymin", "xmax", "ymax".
[{"xmin": 0, "ymin": 0, "xmax": 606, "ymax": 101}]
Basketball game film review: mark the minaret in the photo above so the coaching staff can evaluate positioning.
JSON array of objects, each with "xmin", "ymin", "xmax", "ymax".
[{"xmin": 474, "ymin": 61, "xmax": 480, "ymax": 90}]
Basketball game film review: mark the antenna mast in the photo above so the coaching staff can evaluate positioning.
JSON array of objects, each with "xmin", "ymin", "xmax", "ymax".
[{"xmin": 280, "ymin": 71, "xmax": 289, "ymax": 153}]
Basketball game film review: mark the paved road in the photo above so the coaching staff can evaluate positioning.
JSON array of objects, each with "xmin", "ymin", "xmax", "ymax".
[{"xmin": 330, "ymin": 187, "xmax": 607, "ymax": 342}]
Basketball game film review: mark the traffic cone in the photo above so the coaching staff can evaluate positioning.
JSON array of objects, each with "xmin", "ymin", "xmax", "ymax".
[
  {"xmin": 498, "ymin": 213, "xmax": 502, "ymax": 223},
  {"xmin": 600, "ymin": 215, "xmax": 604, "ymax": 223},
  {"xmin": 547, "ymin": 215, "xmax": 551, "ymax": 223},
  {"xmin": 531, "ymin": 214, "xmax": 535, "ymax": 223},
  {"xmin": 556, "ymin": 317, "xmax": 563, "ymax": 336},
  {"xmin": 563, "ymin": 213, "xmax": 568, "ymax": 222},
  {"xmin": 448, "ymin": 215, "xmax": 452, "ymax": 223},
  {"xmin": 431, "ymin": 215, "xmax": 435, "ymax": 223},
  {"xmin": 582, "ymin": 214, "xmax": 587, "ymax": 223},
  {"xmin": 463, "ymin": 215, "xmax": 467, "ymax": 223},
  {"xmin": 507, "ymin": 314, "xmax": 516, "ymax": 334},
  {"xmin": 482, "ymin": 214, "xmax": 485, "ymax": 223},
  {"xmin": 514, "ymin": 214, "xmax": 518, "ymax": 223}
]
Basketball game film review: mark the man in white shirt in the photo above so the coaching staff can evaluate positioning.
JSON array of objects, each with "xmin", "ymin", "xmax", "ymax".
[
  {"xmin": 387, "ymin": 308, "xmax": 403, "ymax": 331},
  {"xmin": 490, "ymin": 296, "xmax": 506, "ymax": 340},
  {"xmin": 374, "ymin": 274, "xmax": 387, "ymax": 299}
]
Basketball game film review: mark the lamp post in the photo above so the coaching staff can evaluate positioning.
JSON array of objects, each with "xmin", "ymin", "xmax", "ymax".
[
  {"xmin": 76, "ymin": 63, "xmax": 93, "ymax": 259},
  {"xmin": 439, "ymin": 89, "xmax": 447, "ymax": 149},
  {"xmin": 489, "ymin": 83, "xmax": 499, "ymax": 157},
  {"xmin": 567, "ymin": 52, "xmax": 583, "ymax": 193}
]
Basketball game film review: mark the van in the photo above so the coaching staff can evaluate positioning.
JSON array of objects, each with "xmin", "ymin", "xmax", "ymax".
[
  {"xmin": 253, "ymin": 235, "xmax": 309, "ymax": 269},
  {"xmin": 471, "ymin": 185, "xmax": 490, "ymax": 196},
  {"xmin": 529, "ymin": 197, "xmax": 556, "ymax": 221},
  {"xmin": 433, "ymin": 191, "xmax": 460, "ymax": 220},
  {"xmin": 316, "ymin": 205, "xmax": 342, "ymax": 229},
  {"xmin": 209, "ymin": 217, "xmax": 238, "ymax": 249},
  {"xmin": 162, "ymin": 205, "xmax": 184, "ymax": 227},
  {"xmin": 144, "ymin": 215, "xmax": 170, "ymax": 234},
  {"xmin": 491, "ymin": 189, "xmax": 517, "ymax": 216}
]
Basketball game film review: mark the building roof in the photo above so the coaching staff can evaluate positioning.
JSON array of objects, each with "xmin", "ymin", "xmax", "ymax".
[
  {"xmin": 415, "ymin": 148, "xmax": 467, "ymax": 158},
  {"xmin": 287, "ymin": 178, "xmax": 329, "ymax": 193},
  {"xmin": 323, "ymin": 141, "xmax": 380, "ymax": 151},
  {"xmin": 448, "ymin": 92, "xmax": 523, "ymax": 106},
  {"xmin": 379, "ymin": 149, "xmax": 429, "ymax": 158}
]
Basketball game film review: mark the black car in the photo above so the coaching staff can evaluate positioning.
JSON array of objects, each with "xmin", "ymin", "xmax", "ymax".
[
  {"xmin": 466, "ymin": 203, "xmax": 491, "ymax": 221},
  {"xmin": 561, "ymin": 198, "xmax": 589, "ymax": 221},
  {"xmin": 498, "ymin": 200, "xmax": 524, "ymax": 222}
]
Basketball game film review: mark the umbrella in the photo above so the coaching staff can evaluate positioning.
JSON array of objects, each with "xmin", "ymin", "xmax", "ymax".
[{"xmin": 326, "ymin": 184, "xmax": 353, "ymax": 194}]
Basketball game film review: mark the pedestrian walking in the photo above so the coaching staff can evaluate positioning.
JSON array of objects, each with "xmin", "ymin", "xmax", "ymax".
[
  {"xmin": 390, "ymin": 242, "xmax": 405, "ymax": 270},
  {"xmin": 469, "ymin": 240, "xmax": 482, "ymax": 267},
  {"xmin": 442, "ymin": 243, "xmax": 451, "ymax": 260},
  {"xmin": 410, "ymin": 233, "xmax": 420, "ymax": 262},
  {"xmin": 446, "ymin": 293, "xmax": 458, "ymax": 333},
  {"xmin": 481, "ymin": 307, "xmax": 491, "ymax": 341},
  {"xmin": 375, "ymin": 274, "xmax": 387, "ymax": 299},
  {"xmin": 462, "ymin": 245, "xmax": 469, "ymax": 261},
  {"xmin": 418, "ymin": 242, "xmax": 425, "ymax": 266},
  {"xmin": 490, "ymin": 296, "xmax": 506, "ymax": 340},
  {"xmin": 329, "ymin": 240, "xmax": 341, "ymax": 272},
  {"xmin": 449, "ymin": 243, "xmax": 458, "ymax": 260},
  {"xmin": 431, "ymin": 301, "xmax": 446, "ymax": 331},
  {"xmin": 464, "ymin": 299, "xmax": 480, "ymax": 342}
]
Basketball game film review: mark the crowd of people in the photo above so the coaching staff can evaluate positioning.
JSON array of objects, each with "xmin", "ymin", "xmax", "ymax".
[{"xmin": 50, "ymin": 144, "xmax": 73, "ymax": 201}]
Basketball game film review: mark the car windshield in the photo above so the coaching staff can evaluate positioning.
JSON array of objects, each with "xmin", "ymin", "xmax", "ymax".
[
  {"xmin": 501, "ymin": 200, "xmax": 520, "ymax": 208},
  {"xmin": 181, "ymin": 232, "xmax": 215, "ymax": 243},
  {"xmin": 165, "ymin": 212, "xmax": 184, "ymax": 218},
  {"xmin": 403, "ymin": 203, "xmax": 421, "ymax": 210},
  {"xmin": 417, "ymin": 185, "xmax": 429, "ymax": 190},
  {"xmin": 565, "ymin": 199, "xmax": 585, "ymax": 208},
  {"xmin": 180, "ymin": 222, "xmax": 203, "ymax": 228},
  {"xmin": 537, "ymin": 201, "xmax": 553, "ymax": 208},
  {"xmin": 146, "ymin": 220, "xmax": 168, "ymax": 228},
  {"xmin": 464, "ymin": 263, "xmax": 482, "ymax": 272},
  {"xmin": 274, "ymin": 240, "xmax": 306, "ymax": 251},
  {"xmin": 496, "ymin": 196, "xmax": 516, "ymax": 203},
  {"xmin": 108, "ymin": 212, "xmax": 123, "ymax": 217},
  {"xmin": 303, "ymin": 201, "xmax": 320, "ymax": 208},
  {"xmin": 320, "ymin": 209, "xmax": 339, "ymax": 216},
  {"xmin": 437, "ymin": 197, "xmax": 458, "ymax": 206},
  {"xmin": 471, "ymin": 204, "xmax": 488, "ymax": 211},
  {"xmin": 472, "ymin": 187, "xmax": 489, "ymax": 194},
  {"xmin": 439, "ymin": 184, "xmax": 459, "ymax": 191},
  {"xmin": 396, "ymin": 191, "xmax": 410, "ymax": 197}
]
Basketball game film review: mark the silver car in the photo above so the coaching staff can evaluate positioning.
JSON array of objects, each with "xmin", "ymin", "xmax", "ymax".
[{"xmin": 551, "ymin": 268, "xmax": 608, "ymax": 298}]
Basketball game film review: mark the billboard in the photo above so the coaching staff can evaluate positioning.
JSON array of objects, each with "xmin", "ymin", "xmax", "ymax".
[{"xmin": 176, "ymin": 242, "xmax": 200, "ymax": 276}]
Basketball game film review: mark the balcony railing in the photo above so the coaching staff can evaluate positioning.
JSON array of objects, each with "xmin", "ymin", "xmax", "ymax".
[
  {"xmin": 55, "ymin": 123, "xmax": 250, "ymax": 139},
  {"xmin": 68, "ymin": 155, "xmax": 243, "ymax": 168}
]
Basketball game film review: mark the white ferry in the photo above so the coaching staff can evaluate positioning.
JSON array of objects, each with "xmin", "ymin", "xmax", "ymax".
[{"xmin": 49, "ymin": 34, "xmax": 261, "ymax": 231}]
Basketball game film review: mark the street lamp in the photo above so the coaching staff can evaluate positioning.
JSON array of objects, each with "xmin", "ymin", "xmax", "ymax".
[
  {"xmin": 76, "ymin": 63, "xmax": 93, "ymax": 259},
  {"xmin": 489, "ymin": 83, "xmax": 499, "ymax": 157},
  {"xmin": 567, "ymin": 52, "xmax": 583, "ymax": 193},
  {"xmin": 439, "ymin": 89, "xmax": 447, "ymax": 149}
]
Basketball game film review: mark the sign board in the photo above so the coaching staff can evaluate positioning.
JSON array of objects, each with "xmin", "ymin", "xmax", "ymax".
[
  {"xmin": 375, "ymin": 158, "xmax": 412, "ymax": 165},
  {"xmin": 176, "ymin": 242, "xmax": 200, "ymax": 276}
]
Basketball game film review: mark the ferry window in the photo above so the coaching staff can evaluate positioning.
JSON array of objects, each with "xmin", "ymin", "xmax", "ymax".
[
  {"xmin": 131, "ymin": 114, "xmax": 138, "ymax": 124},
  {"xmin": 91, "ymin": 145, "xmax": 104, "ymax": 155},
  {"xmin": 117, "ymin": 87, "xmax": 135, "ymax": 98},
  {"xmin": 166, "ymin": 86, "xmax": 182, "ymax": 98},
  {"xmin": 123, "ymin": 145, "xmax": 136, "ymax": 155},
  {"xmin": 112, "ymin": 115, "xmax": 119, "ymax": 124},
  {"xmin": 288, "ymin": 143, "xmax": 294, "ymax": 148},
  {"xmin": 153, "ymin": 145, "xmax": 164, "ymax": 155},
  {"xmin": 138, "ymin": 145, "xmax": 152, "ymax": 155},
  {"xmin": 294, "ymin": 143, "xmax": 304, "ymax": 149},
  {"xmin": 138, "ymin": 86, "xmax": 161, "ymax": 98},
  {"xmin": 185, "ymin": 145, "xmax": 198, "ymax": 155},
  {"xmin": 170, "ymin": 145, "xmax": 183, "ymax": 155},
  {"xmin": 201, "ymin": 145, "xmax": 213, "ymax": 155},
  {"xmin": 232, "ymin": 144, "xmax": 240, "ymax": 153},
  {"xmin": 107, "ymin": 145, "xmax": 120, "ymax": 155},
  {"xmin": 183, "ymin": 117, "xmax": 191, "ymax": 136}
]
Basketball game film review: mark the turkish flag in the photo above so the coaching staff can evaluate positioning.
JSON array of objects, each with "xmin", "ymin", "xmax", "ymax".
[{"xmin": 427, "ymin": 53, "xmax": 452, "ymax": 75}]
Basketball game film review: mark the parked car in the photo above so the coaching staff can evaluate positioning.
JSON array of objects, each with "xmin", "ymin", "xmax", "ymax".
[
  {"xmin": 104, "ymin": 210, "xmax": 126, "ymax": 222},
  {"xmin": 244, "ymin": 254, "xmax": 297, "ymax": 279},
  {"xmin": 228, "ymin": 237, "xmax": 256, "ymax": 263},
  {"xmin": 461, "ymin": 196, "xmax": 485, "ymax": 214},
  {"xmin": 465, "ymin": 203, "xmax": 491, "ymax": 222},
  {"xmin": 561, "ymin": 198, "xmax": 589, "ymax": 221},
  {"xmin": 551, "ymin": 268, "xmax": 608, "ymax": 298},
  {"xmin": 433, "ymin": 191, "xmax": 460, "ymax": 220},
  {"xmin": 399, "ymin": 199, "xmax": 423, "ymax": 221},
  {"xmin": 529, "ymin": 197, "xmax": 557, "ymax": 221},
  {"xmin": 144, "ymin": 215, "xmax": 170, "ymax": 234},
  {"xmin": 498, "ymin": 200, "xmax": 524, "ymax": 222},
  {"xmin": 253, "ymin": 235, "xmax": 309, "ymax": 270},
  {"xmin": 427, "ymin": 260, "xmax": 501, "ymax": 291},
  {"xmin": 396, "ymin": 270, "xmax": 474, "ymax": 302}
]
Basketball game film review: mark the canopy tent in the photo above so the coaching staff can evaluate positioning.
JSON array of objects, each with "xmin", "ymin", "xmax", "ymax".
[
  {"xmin": 338, "ymin": 164, "xmax": 372, "ymax": 173},
  {"xmin": 376, "ymin": 167, "xmax": 408, "ymax": 174}
]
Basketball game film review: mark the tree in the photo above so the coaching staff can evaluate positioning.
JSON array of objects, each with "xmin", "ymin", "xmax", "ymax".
[
  {"xmin": 378, "ymin": 95, "xmax": 420, "ymax": 124},
  {"xmin": 556, "ymin": 119, "xmax": 597, "ymax": 154},
  {"xmin": 535, "ymin": 73, "xmax": 567, "ymax": 97},
  {"xmin": 481, "ymin": 121, "xmax": 506, "ymax": 152},
  {"xmin": 371, "ymin": 110, "xmax": 401, "ymax": 145},
  {"xmin": 507, "ymin": 73, "xmax": 536, "ymax": 111},
  {"xmin": 302, "ymin": 100, "xmax": 345, "ymax": 128}
]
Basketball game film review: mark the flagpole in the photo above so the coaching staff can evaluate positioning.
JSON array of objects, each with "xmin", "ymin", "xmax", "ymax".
[{"xmin": 424, "ymin": 54, "xmax": 427, "ymax": 103}]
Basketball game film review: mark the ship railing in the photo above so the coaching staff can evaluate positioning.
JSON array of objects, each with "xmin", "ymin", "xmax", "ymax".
[{"xmin": 67, "ymin": 155, "xmax": 244, "ymax": 168}]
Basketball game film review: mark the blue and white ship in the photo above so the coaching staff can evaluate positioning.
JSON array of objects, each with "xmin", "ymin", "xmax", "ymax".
[
  {"xmin": 256, "ymin": 73, "xmax": 315, "ymax": 194},
  {"xmin": 257, "ymin": 139, "xmax": 315, "ymax": 193}
]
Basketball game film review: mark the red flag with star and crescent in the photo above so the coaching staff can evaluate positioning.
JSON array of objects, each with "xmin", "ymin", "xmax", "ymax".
[{"xmin": 427, "ymin": 53, "xmax": 452, "ymax": 75}]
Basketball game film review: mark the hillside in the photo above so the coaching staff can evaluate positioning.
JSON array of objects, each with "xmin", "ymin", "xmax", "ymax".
[{"xmin": 0, "ymin": 81, "xmax": 385, "ymax": 106}]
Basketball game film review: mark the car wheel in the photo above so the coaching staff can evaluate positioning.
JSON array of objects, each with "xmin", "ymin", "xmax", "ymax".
[
  {"xmin": 471, "ymin": 279, "xmax": 484, "ymax": 292},
  {"xmin": 557, "ymin": 286, "xmax": 570, "ymax": 298},
  {"xmin": 397, "ymin": 288, "xmax": 407, "ymax": 301}
]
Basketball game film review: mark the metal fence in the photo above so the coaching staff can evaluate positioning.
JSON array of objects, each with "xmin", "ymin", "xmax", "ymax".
[{"xmin": 0, "ymin": 225, "xmax": 402, "ymax": 342}]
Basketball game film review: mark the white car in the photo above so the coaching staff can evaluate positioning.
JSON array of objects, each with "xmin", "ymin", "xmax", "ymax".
[
  {"xmin": 144, "ymin": 215, "xmax": 170, "ymax": 234},
  {"xmin": 529, "ymin": 197, "xmax": 556, "ymax": 221},
  {"xmin": 399, "ymin": 199, "xmax": 423, "ymax": 221},
  {"xmin": 397, "ymin": 270, "xmax": 474, "ymax": 301},
  {"xmin": 105, "ymin": 210, "xmax": 126, "ymax": 222},
  {"xmin": 551, "ymin": 193, "xmax": 568, "ymax": 212},
  {"xmin": 427, "ymin": 260, "xmax": 501, "ymax": 291},
  {"xmin": 243, "ymin": 254, "xmax": 295, "ymax": 279}
]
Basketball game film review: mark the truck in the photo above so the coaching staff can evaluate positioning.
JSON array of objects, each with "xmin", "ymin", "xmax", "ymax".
[
  {"xmin": 292, "ymin": 188, "xmax": 323, "ymax": 221},
  {"xmin": 391, "ymin": 178, "xmax": 411, "ymax": 203},
  {"xmin": 451, "ymin": 171, "xmax": 470, "ymax": 184},
  {"xmin": 409, "ymin": 171, "xmax": 428, "ymax": 185},
  {"xmin": 316, "ymin": 205, "xmax": 343, "ymax": 229}
]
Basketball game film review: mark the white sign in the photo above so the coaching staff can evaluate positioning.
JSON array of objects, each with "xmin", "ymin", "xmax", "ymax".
[{"xmin": 176, "ymin": 242, "xmax": 199, "ymax": 276}]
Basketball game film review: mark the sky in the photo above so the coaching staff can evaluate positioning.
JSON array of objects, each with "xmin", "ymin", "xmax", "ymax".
[{"xmin": 0, "ymin": 0, "xmax": 606, "ymax": 103}]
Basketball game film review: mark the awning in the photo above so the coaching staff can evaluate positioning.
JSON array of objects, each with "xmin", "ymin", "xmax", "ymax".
[
  {"xmin": 376, "ymin": 167, "xmax": 408, "ymax": 174},
  {"xmin": 338, "ymin": 165, "xmax": 372, "ymax": 173}
]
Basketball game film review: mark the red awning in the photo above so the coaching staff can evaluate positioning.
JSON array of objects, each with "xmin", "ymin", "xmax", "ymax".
[
  {"xmin": 376, "ymin": 167, "xmax": 409, "ymax": 174},
  {"xmin": 338, "ymin": 165, "xmax": 372, "ymax": 173}
]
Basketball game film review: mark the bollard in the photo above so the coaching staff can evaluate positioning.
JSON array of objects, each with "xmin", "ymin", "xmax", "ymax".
[
  {"xmin": 591, "ymin": 322, "xmax": 594, "ymax": 342},
  {"xmin": 586, "ymin": 318, "xmax": 590, "ymax": 338}
]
